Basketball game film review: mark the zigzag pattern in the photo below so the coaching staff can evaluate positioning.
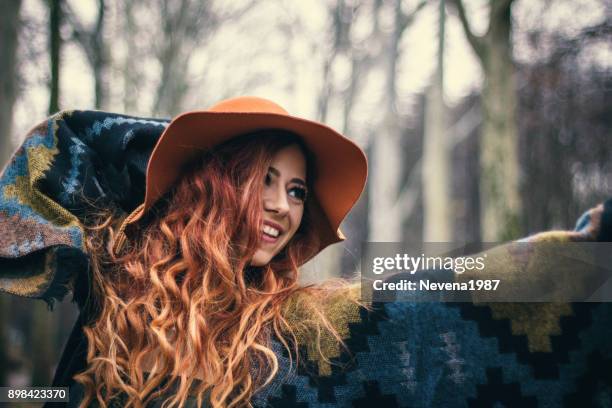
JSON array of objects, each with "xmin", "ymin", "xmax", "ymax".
[
  {"xmin": 0, "ymin": 110, "xmax": 164, "ymax": 301},
  {"xmin": 83, "ymin": 116, "xmax": 169, "ymax": 141},
  {"xmin": 260, "ymin": 301, "xmax": 612, "ymax": 407}
]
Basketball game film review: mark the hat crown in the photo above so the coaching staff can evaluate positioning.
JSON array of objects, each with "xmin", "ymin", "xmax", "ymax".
[{"xmin": 208, "ymin": 96, "xmax": 289, "ymax": 115}]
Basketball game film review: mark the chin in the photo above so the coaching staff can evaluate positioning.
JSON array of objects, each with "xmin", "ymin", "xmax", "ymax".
[{"xmin": 250, "ymin": 251, "xmax": 273, "ymax": 267}]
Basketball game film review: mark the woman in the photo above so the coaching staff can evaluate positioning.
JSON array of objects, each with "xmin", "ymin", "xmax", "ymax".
[
  {"xmin": 76, "ymin": 98, "xmax": 366, "ymax": 406},
  {"xmin": 62, "ymin": 96, "xmax": 367, "ymax": 407},
  {"xmin": 1, "ymin": 97, "xmax": 611, "ymax": 408}
]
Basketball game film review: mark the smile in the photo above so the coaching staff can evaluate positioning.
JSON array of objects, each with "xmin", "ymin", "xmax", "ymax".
[
  {"xmin": 261, "ymin": 221, "xmax": 285, "ymax": 243},
  {"xmin": 263, "ymin": 225, "xmax": 280, "ymax": 237}
]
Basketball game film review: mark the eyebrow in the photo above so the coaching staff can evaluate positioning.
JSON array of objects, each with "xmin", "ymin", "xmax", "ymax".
[{"xmin": 268, "ymin": 166, "xmax": 306, "ymax": 186}]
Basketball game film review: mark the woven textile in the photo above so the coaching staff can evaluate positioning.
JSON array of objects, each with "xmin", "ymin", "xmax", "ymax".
[
  {"xmin": 0, "ymin": 110, "xmax": 169, "ymax": 306},
  {"xmin": 1, "ymin": 111, "xmax": 611, "ymax": 407}
]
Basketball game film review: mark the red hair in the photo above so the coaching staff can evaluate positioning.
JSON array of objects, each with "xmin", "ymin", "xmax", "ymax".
[{"xmin": 76, "ymin": 131, "xmax": 358, "ymax": 407}]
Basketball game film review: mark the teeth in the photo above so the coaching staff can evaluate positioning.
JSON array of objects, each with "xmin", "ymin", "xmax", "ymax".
[{"xmin": 263, "ymin": 225, "xmax": 280, "ymax": 237}]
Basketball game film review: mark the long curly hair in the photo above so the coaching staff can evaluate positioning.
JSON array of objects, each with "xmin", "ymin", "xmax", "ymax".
[{"xmin": 75, "ymin": 130, "xmax": 360, "ymax": 408}]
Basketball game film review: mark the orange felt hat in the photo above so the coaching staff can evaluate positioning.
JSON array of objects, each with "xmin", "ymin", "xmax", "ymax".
[{"xmin": 112, "ymin": 96, "xmax": 368, "ymax": 263}]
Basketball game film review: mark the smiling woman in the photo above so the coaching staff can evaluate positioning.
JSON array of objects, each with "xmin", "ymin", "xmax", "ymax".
[
  {"xmin": 251, "ymin": 143, "xmax": 308, "ymax": 267},
  {"xmin": 41, "ymin": 97, "xmax": 369, "ymax": 408}
]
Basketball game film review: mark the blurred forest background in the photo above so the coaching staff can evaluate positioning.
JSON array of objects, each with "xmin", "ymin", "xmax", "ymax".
[{"xmin": 0, "ymin": 0, "xmax": 610, "ymax": 393}]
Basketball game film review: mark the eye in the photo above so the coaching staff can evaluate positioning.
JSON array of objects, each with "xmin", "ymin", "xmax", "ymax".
[
  {"xmin": 264, "ymin": 172, "xmax": 272, "ymax": 186},
  {"xmin": 288, "ymin": 186, "xmax": 307, "ymax": 202}
]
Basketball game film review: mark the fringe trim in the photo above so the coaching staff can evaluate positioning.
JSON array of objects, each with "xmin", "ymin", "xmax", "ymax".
[{"xmin": 40, "ymin": 247, "xmax": 90, "ymax": 310}]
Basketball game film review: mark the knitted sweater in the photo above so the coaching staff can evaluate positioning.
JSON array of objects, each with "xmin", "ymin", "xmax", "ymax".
[{"xmin": 1, "ymin": 110, "xmax": 611, "ymax": 407}]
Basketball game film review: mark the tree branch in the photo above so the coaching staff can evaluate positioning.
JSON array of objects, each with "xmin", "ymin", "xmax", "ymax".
[
  {"xmin": 447, "ymin": 0, "xmax": 485, "ymax": 61},
  {"xmin": 217, "ymin": 0, "xmax": 256, "ymax": 23},
  {"xmin": 398, "ymin": 0, "xmax": 428, "ymax": 33},
  {"xmin": 392, "ymin": 159, "xmax": 421, "ymax": 221},
  {"xmin": 580, "ymin": 21, "xmax": 612, "ymax": 39},
  {"xmin": 94, "ymin": 0, "xmax": 104, "ymax": 37},
  {"xmin": 393, "ymin": 102, "xmax": 483, "ymax": 220},
  {"xmin": 63, "ymin": 2, "xmax": 94, "ymax": 63}
]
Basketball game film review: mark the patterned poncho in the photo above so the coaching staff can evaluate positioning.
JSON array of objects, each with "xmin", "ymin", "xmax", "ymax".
[{"xmin": 1, "ymin": 110, "xmax": 611, "ymax": 407}]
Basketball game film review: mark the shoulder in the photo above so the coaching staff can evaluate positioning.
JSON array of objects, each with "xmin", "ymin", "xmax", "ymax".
[{"xmin": 283, "ymin": 281, "xmax": 364, "ymax": 326}]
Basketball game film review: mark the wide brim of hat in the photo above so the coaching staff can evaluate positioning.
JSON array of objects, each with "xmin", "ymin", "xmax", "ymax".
[{"xmin": 127, "ymin": 110, "xmax": 368, "ymax": 259}]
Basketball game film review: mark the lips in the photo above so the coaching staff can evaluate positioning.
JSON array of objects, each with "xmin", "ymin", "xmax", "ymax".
[{"xmin": 262, "ymin": 220, "xmax": 284, "ymax": 243}]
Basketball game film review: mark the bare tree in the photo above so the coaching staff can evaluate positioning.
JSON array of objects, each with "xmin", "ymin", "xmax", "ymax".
[
  {"xmin": 518, "ymin": 17, "xmax": 612, "ymax": 233},
  {"xmin": 313, "ymin": 0, "xmax": 428, "ymax": 271},
  {"xmin": 368, "ymin": 0, "xmax": 427, "ymax": 242},
  {"xmin": 318, "ymin": 0, "xmax": 383, "ymax": 135},
  {"xmin": 316, "ymin": 0, "xmax": 355, "ymax": 122},
  {"xmin": 145, "ymin": 0, "xmax": 255, "ymax": 116},
  {"xmin": 448, "ymin": 0, "xmax": 521, "ymax": 240},
  {"xmin": 122, "ymin": 0, "xmax": 141, "ymax": 112},
  {"xmin": 422, "ymin": 0, "xmax": 451, "ymax": 242},
  {"xmin": 152, "ymin": 0, "xmax": 216, "ymax": 116},
  {"xmin": 65, "ymin": 0, "xmax": 110, "ymax": 109},
  {"xmin": 0, "ymin": 0, "xmax": 22, "ymax": 168},
  {"xmin": 48, "ymin": 0, "xmax": 62, "ymax": 115},
  {"xmin": 307, "ymin": 0, "xmax": 356, "ymax": 279}
]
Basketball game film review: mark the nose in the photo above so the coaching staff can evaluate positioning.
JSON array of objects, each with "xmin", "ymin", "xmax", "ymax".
[{"xmin": 264, "ymin": 184, "xmax": 290, "ymax": 216}]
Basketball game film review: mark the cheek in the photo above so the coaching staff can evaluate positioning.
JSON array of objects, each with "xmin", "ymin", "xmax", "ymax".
[{"xmin": 288, "ymin": 208, "xmax": 304, "ymax": 238}]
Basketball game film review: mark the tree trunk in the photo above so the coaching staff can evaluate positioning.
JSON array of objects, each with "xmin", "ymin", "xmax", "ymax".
[
  {"xmin": 480, "ymin": 1, "xmax": 520, "ymax": 241},
  {"xmin": 49, "ymin": 0, "xmax": 61, "ymax": 115},
  {"xmin": 423, "ymin": 0, "xmax": 451, "ymax": 242},
  {"xmin": 65, "ymin": 0, "xmax": 108, "ymax": 110},
  {"xmin": 152, "ymin": 0, "xmax": 195, "ymax": 116},
  {"xmin": 368, "ymin": 0, "xmax": 403, "ymax": 242},
  {"xmin": 92, "ymin": 0, "xmax": 109, "ymax": 109},
  {"xmin": 449, "ymin": 0, "xmax": 520, "ymax": 241},
  {"xmin": 153, "ymin": 50, "xmax": 186, "ymax": 116},
  {"xmin": 123, "ymin": 1, "xmax": 139, "ymax": 111},
  {"xmin": 314, "ymin": 0, "xmax": 353, "ymax": 278},
  {"xmin": 0, "ymin": 0, "xmax": 22, "ymax": 169}
]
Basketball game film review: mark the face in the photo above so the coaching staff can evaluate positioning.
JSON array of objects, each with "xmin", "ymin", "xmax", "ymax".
[{"xmin": 250, "ymin": 144, "xmax": 307, "ymax": 267}]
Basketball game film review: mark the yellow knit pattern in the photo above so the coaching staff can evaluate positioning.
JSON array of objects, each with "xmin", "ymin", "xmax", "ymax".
[
  {"xmin": 489, "ymin": 303, "xmax": 574, "ymax": 352},
  {"xmin": 0, "ymin": 250, "xmax": 57, "ymax": 297},
  {"xmin": 473, "ymin": 230, "xmax": 581, "ymax": 352},
  {"xmin": 283, "ymin": 283, "xmax": 363, "ymax": 376},
  {"xmin": 3, "ymin": 116, "xmax": 81, "ymax": 229},
  {"xmin": 0, "ymin": 113, "xmax": 82, "ymax": 298}
]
